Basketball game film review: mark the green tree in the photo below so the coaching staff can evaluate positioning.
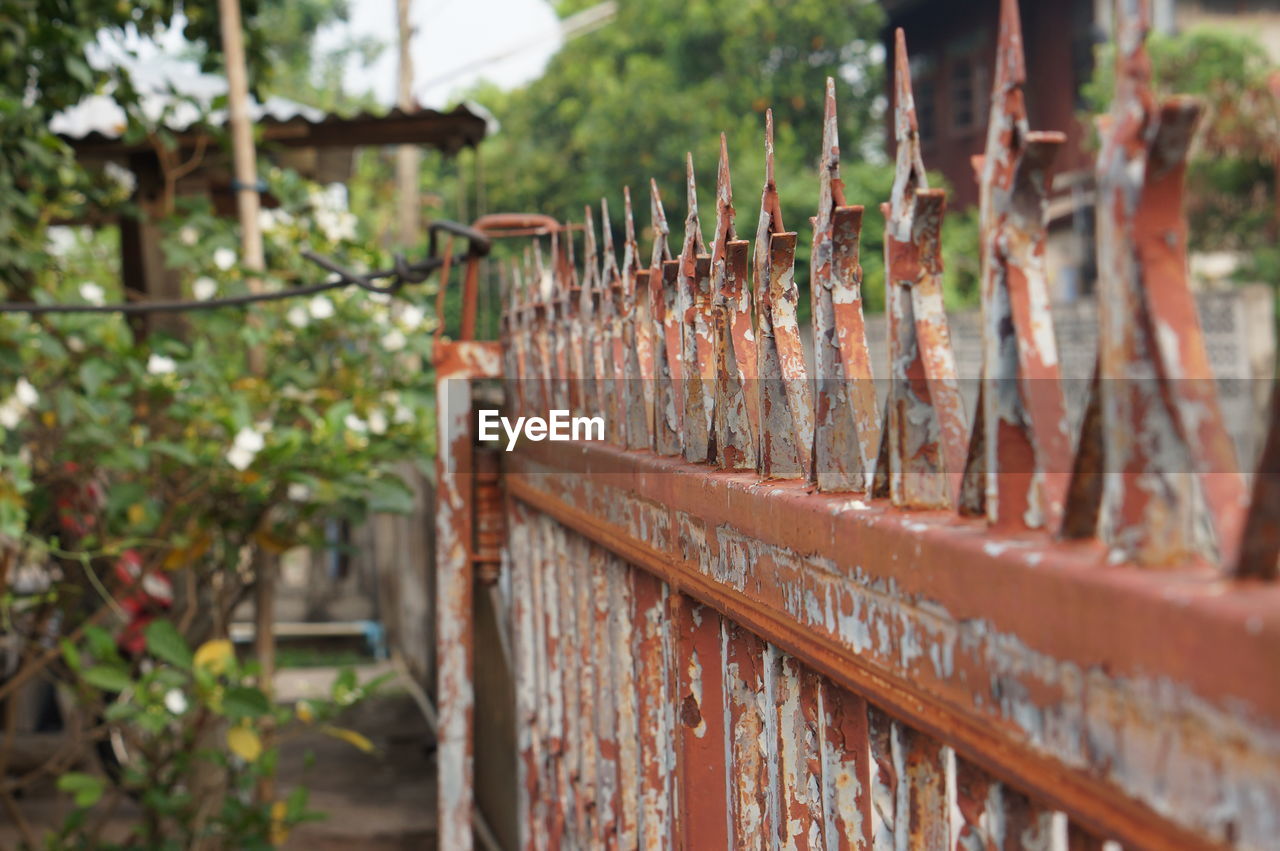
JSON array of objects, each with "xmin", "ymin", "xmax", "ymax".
[
  {"xmin": 1082, "ymin": 28, "xmax": 1280, "ymax": 283},
  {"xmin": 445, "ymin": 0, "xmax": 984, "ymax": 314}
]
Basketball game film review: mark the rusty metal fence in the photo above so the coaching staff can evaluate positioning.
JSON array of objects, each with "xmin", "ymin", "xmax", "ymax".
[{"xmin": 434, "ymin": 1, "xmax": 1280, "ymax": 848}]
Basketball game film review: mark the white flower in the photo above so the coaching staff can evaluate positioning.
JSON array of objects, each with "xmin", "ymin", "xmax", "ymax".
[
  {"xmin": 193, "ymin": 277, "xmax": 217, "ymax": 300},
  {"xmin": 179, "ymin": 226, "xmax": 198, "ymax": 246},
  {"xmin": 66, "ymin": 336, "xmax": 85, "ymax": 353},
  {"xmin": 343, "ymin": 414, "xmax": 367, "ymax": 433},
  {"xmin": 225, "ymin": 447, "xmax": 252, "ymax": 471},
  {"xmin": 367, "ymin": 291, "xmax": 391, "ymax": 305},
  {"xmin": 286, "ymin": 305, "xmax": 310, "ymax": 328},
  {"xmin": 226, "ymin": 426, "xmax": 265, "ymax": 471},
  {"xmin": 104, "ymin": 161, "xmax": 137, "ymax": 194},
  {"xmin": 0, "ymin": 400, "xmax": 22, "ymax": 429},
  {"xmin": 233, "ymin": 427, "xmax": 265, "ymax": 453},
  {"xmin": 146, "ymin": 354, "xmax": 176, "ymax": 375},
  {"xmin": 164, "ymin": 689, "xmax": 188, "ymax": 715},
  {"xmin": 257, "ymin": 208, "xmax": 277, "ymax": 231},
  {"xmin": 14, "ymin": 378, "xmax": 37, "ymax": 407},
  {"xmin": 381, "ymin": 329, "xmax": 406, "ymax": 352},
  {"xmin": 398, "ymin": 305, "xmax": 426, "ymax": 329},
  {"xmin": 368, "ymin": 409, "xmax": 388, "ymax": 435},
  {"xmin": 213, "ymin": 247, "xmax": 236, "ymax": 271},
  {"xmin": 308, "ymin": 296, "xmax": 335, "ymax": 320},
  {"xmin": 79, "ymin": 283, "xmax": 105, "ymax": 305},
  {"xmin": 287, "ymin": 483, "xmax": 311, "ymax": 502},
  {"xmin": 393, "ymin": 403, "xmax": 413, "ymax": 425}
]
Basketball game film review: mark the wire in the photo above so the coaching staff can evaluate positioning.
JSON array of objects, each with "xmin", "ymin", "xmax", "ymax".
[{"xmin": 0, "ymin": 220, "xmax": 491, "ymax": 316}]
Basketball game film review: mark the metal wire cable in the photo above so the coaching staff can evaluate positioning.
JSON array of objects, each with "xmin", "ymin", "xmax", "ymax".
[{"xmin": 0, "ymin": 220, "xmax": 491, "ymax": 316}]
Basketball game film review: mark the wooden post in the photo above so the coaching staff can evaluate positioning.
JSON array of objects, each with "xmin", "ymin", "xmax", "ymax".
[
  {"xmin": 395, "ymin": 0, "xmax": 421, "ymax": 248},
  {"xmin": 217, "ymin": 0, "xmax": 274, "ymax": 803}
]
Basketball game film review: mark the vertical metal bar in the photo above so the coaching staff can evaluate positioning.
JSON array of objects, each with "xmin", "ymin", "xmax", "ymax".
[
  {"xmin": 623, "ymin": 187, "xmax": 654, "ymax": 450},
  {"xmin": 601, "ymin": 197, "xmax": 628, "ymax": 446},
  {"xmin": 433, "ymin": 342, "xmax": 501, "ymax": 851},
  {"xmin": 537, "ymin": 515, "xmax": 568, "ymax": 847},
  {"xmin": 775, "ymin": 654, "xmax": 825, "ymax": 849},
  {"xmin": 672, "ymin": 595, "xmax": 731, "ymax": 848},
  {"xmin": 509, "ymin": 501, "xmax": 540, "ymax": 850},
  {"xmin": 899, "ymin": 725, "xmax": 951, "ymax": 849},
  {"xmin": 572, "ymin": 537, "xmax": 599, "ymax": 842},
  {"xmin": 812, "ymin": 78, "xmax": 879, "ymax": 492},
  {"xmin": 723, "ymin": 621, "xmax": 774, "ymax": 847},
  {"xmin": 680, "ymin": 154, "xmax": 715, "ymax": 464},
  {"xmin": 818, "ymin": 682, "xmax": 873, "ymax": 849},
  {"xmin": 754, "ymin": 109, "xmax": 812, "ymax": 480},
  {"xmin": 588, "ymin": 545, "xmax": 618, "ymax": 844},
  {"xmin": 610, "ymin": 556, "xmax": 641, "ymax": 847},
  {"xmin": 1092, "ymin": 0, "xmax": 1245, "ymax": 565},
  {"xmin": 882, "ymin": 29, "xmax": 967, "ymax": 509},
  {"xmin": 649, "ymin": 180, "xmax": 684, "ymax": 455},
  {"xmin": 867, "ymin": 705, "xmax": 898, "ymax": 850},
  {"xmin": 707, "ymin": 135, "xmax": 758, "ymax": 470},
  {"xmin": 633, "ymin": 570, "xmax": 675, "ymax": 847},
  {"xmin": 966, "ymin": 0, "xmax": 1073, "ymax": 530},
  {"xmin": 580, "ymin": 206, "xmax": 603, "ymax": 425}
]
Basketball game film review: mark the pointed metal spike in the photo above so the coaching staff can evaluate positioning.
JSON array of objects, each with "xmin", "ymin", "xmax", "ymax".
[
  {"xmin": 995, "ymin": 0, "xmax": 1027, "ymax": 94},
  {"xmin": 764, "ymin": 109, "xmax": 776, "ymax": 194},
  {"xmin": 685, "ymin": 153, "xmax": 699, "ymax": 226},
  {"xmin": 649, "ymin": 178, "xmax": 669, "ymax": 251},
  {"xmin": 890, "ymin": 28, "xmax": 928, "ymax": 217},
  {"xmin": 600, "ymin": 196, "xmax": 619, "ymax": 281},
  {"xmin": 624, "ymin": 185, "xmax": 637, "ymax": 247}
]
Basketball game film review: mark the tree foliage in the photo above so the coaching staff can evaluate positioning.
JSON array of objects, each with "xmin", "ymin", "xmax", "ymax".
[
  {"xmin": 448, "ymin": 0, "xmax": 986, "ymax": 313},
  {"xmin": 1082, "ymin": 28, "xmax": 1280, "ymax": 282}
]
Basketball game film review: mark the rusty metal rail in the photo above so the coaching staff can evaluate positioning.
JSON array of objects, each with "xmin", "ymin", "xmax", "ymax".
[{"xmin": 434, "ymin": 1, "xmax": 1280, "ymax": 847}]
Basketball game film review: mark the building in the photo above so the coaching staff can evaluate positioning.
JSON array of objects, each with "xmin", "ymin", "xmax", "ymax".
[{"xmin": 881, "ymin": 0, "xmax": 1279, "ymax": 299}]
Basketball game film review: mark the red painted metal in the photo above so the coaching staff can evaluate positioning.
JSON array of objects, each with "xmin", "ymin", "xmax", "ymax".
[{"xmin": 435, "ymin": 2, "xmax": 1279, "ymax": 848}]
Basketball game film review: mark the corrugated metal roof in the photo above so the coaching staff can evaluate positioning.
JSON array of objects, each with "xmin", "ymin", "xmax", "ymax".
[{"xmin": 54, "ymin": 58, "xmax": 490, "ymax": 154}]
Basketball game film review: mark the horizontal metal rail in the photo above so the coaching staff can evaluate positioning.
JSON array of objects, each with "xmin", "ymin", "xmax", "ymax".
[{"xmin": 435, "ymin": 0, "xmax": 1280, "ymax": 847}]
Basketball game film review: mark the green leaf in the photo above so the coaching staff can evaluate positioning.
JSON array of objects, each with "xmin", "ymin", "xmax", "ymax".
[
  {"xmin": 81, "ymin": 665, "xmax": 131, "ymax": 693},
  {"xmin": 222, "ymin": 685, "xmax": 270, "ymax": 720},
  {"xmin": 145, "ymin": 619, "xmax": 193, "ymax": 669},
  {"xmin": 57, "ymin": 772, "xmax": 105, "ymax": 808},
  {"xmin": 77, "ymin": 359, "xmax": 114, "ymax": 395},
  {"xmin": 83, "ymin": 625, "xmax": 122, "ymax": 665},
  {"xmin": 59, "ymin": 638, "xmax": 82, "ymax": 673}
]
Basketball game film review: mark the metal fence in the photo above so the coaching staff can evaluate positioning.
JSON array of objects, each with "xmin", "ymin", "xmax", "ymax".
[{"xmin": 433, "ymin": 1, "xmax": 1280, "ymax": 848}]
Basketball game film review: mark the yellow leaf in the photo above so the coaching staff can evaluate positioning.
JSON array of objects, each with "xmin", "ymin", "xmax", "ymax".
[
  {"xmin": 226, "ymin": 725, "xmax": 262, "ymax": 762},
  {"xmin": 193, "ymin": 639, "xmax": 234, "ymax": 676},
  {"xmin": 41, "ymin": 410, "xmax": 56, "ymax": 427},
  {"xmin": 253, "ymin": 528, "xmax": 292, "ymax": 555},
  {"xmin": 295, "ymin": 700, "xmax": 314, "ymax": 724},
  {"xmin": 320, "ymin": 724, "xmax": 375, "ymax": 753},
  {"xmin": 163, "ymin": 531, "xmax": 213, "ymax": 571},
  {"xmin": 127, "ymin": 503, "xmax": 147, "ymax": 526},
  {"xmin": 269, "ymin": 800, "xmax": 289, "ymax": 846}
]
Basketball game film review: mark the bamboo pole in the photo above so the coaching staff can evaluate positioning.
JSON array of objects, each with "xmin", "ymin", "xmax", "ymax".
[{"xmin": 216, "ymin": 0, "xmax": 275, "ymax": 805}]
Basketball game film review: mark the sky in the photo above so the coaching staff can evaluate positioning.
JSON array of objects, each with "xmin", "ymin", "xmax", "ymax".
[{"xmin": 317, "ymin": 0, "xmax": 565, "ymax": 108}]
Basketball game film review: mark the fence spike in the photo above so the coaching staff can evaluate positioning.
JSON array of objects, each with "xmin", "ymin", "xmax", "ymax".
[
  {"xmin": 754, "ymin": 109, "xmax": 812, "ymax": 481},
  {"xmin": 708, "ymin": 134, "xmax": 757, "ymax": 470},
  {"xmin": 1081, "ymin": 0, "xmax": 1245, "ymax": 564},
  {"xmin": 962, "ymin": 0, "xmax": 1072, "ymax": 529},
  {"xmin": 621, "ymin": 186, "xmax": 654, "ymax": 449},
  {"xmin": 580, "ymin": 206, "xmax": 603, "ymax": 426},
  {"xmin": 880, "ymin": 28, "xmax": 968, "ymax": 508},
  {"xmin": 600, "ymin": 197, "xmax": 627, "ymax": 445},
  {"xmin": 680, "ymin": 152, "xmax": 714, "ymax": 463},
  {"xmin": 811, "ymin": 77, "xmax": 879, "ymax": 492},
  {"xmin": 649, "ymin": 180, "xmax": 683, "ymax": 456}
]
